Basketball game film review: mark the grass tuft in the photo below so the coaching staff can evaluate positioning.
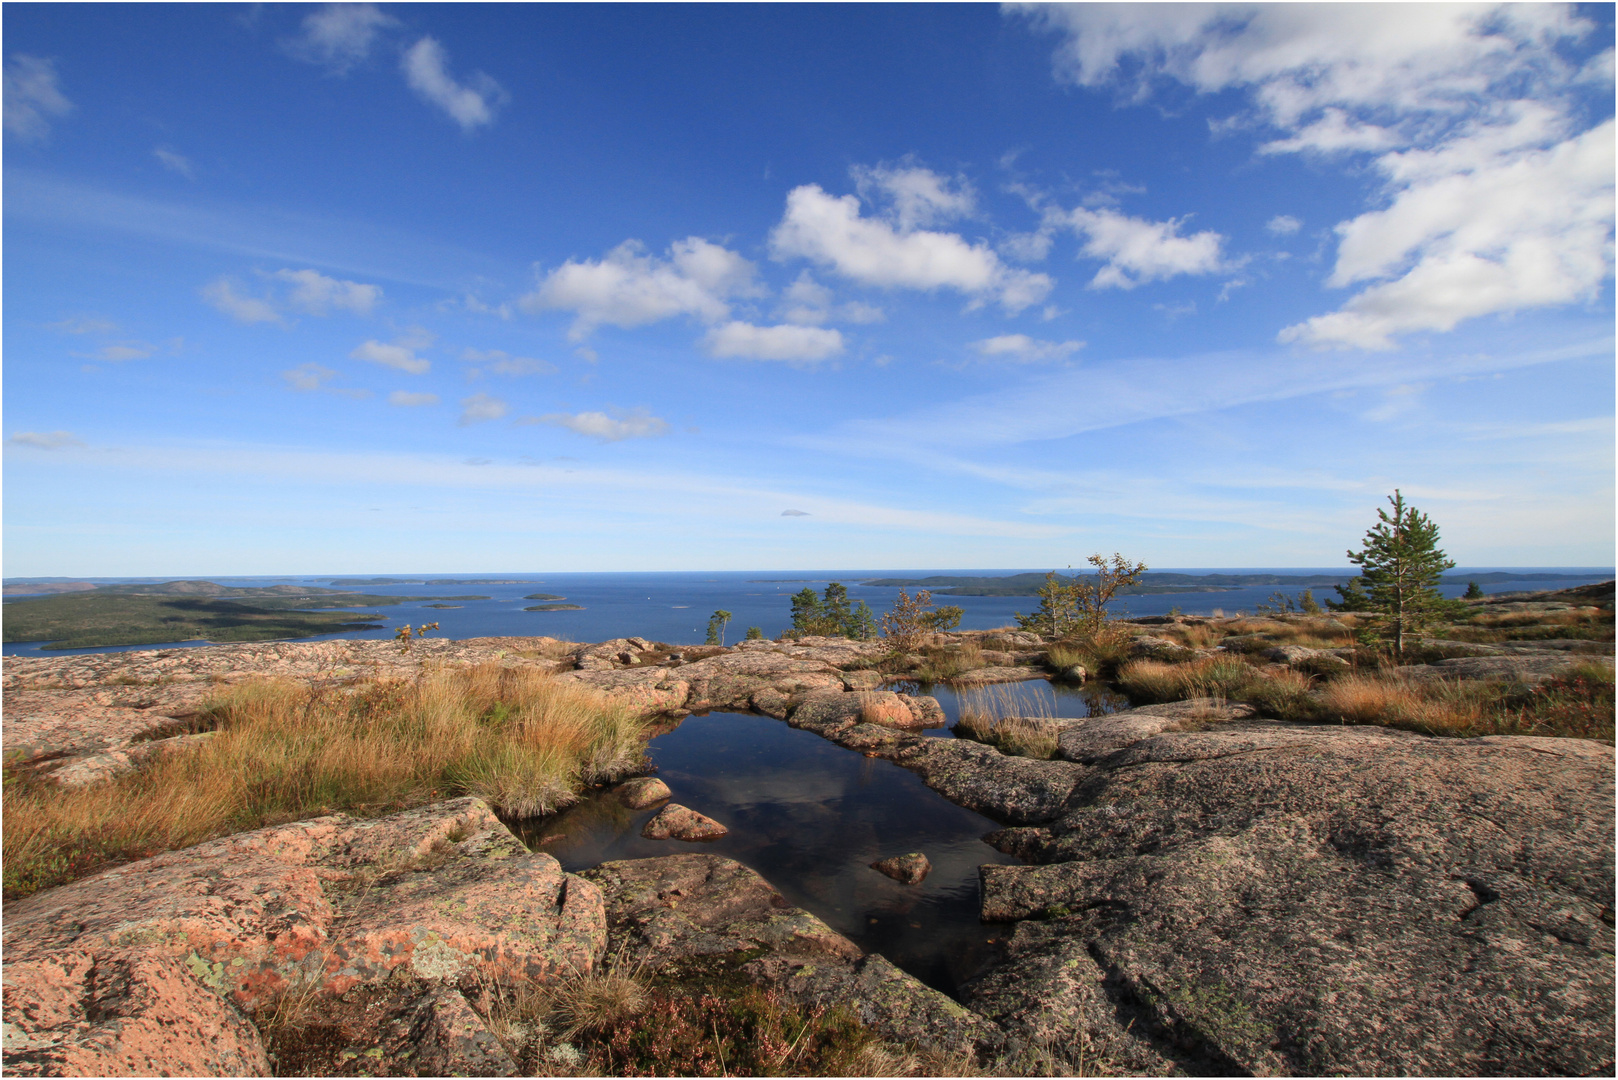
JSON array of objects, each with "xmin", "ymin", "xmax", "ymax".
[{"xmin": 955, "ymin": 684, "xmax": 1059, "ymax": 759}]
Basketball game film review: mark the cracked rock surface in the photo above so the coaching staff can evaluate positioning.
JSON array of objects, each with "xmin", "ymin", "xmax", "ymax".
[{"xmin": 962, "ymin": 716, "xmax": 1616, "ymax": 1076}]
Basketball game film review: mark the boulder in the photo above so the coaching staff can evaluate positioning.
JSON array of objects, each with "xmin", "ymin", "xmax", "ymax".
[
  {"xmin": 870, "ymin": 853, "xmax": 932, "ymax": 885},
  {"xmin": 1055, "ymin": 699, "xmax": 1257, "ymax": 764},
  {"xmin": 1397, "ymin": 653, "xmax": 1586, "ymax": 682},
  {"xmin": 640, "ymin": 804, "xmax": 728, "ymax": 841},
  {"xmin": 964, "ymin": 722, "xmax": 1615, "ymax": 1076},
  {"xmin": 3, "ymin": 798, "xmax": 607, "ymax": 1076},
  {"xmin": 558, "ymin": 666, "xmax": 690, "ymax": 717},
  {"xmin": 856, "ymin": 691, "xmax": 927, "ymax": 730},
  {"xmin": 615, "ymin": 776, "xmax": 672, "ymax": 809}
]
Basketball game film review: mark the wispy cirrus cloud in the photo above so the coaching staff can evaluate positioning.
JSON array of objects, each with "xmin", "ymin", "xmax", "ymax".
[
  {"xmin": 7, "ymin": 430, "xmax": 83, "ymax": 449},
  {"xmin": 3, "ymin": 55, "xmax": 72, "ymax": 141}
]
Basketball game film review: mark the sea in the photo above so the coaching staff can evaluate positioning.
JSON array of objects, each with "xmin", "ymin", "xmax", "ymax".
[{"xmin": 4, "ymin": 567, "xmax": 1612, "ymax": 658}]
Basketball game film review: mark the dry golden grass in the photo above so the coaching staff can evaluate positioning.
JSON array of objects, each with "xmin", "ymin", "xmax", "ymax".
[
  {"xmin": 1117, "ymin": 655, "xmax": 1259, "ymax": 704},
  {"xmin": 3, "ymin": 663, "xmax": 646, "ymax": 899},
  {"xmin": 955, "ymin": 684, "xmax": 1059, "ymax": 759},
  {"xmin": 915, "ymin": 642, "xmax": 986, "ymax": 681}
]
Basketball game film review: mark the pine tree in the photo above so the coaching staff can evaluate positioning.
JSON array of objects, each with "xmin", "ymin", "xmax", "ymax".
[
  {"xmin": 1337, "ymin": 490, "xmax": 1456, "ymax": 655},
  {"xmin": 705, "ymin": 609, "xmax": 732, "ymax": 646}
]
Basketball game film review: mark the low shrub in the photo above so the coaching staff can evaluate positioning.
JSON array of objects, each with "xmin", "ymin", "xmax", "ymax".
[{"xmin": 2, "ymin": 664, "xmax": 647, "ymax": 899}]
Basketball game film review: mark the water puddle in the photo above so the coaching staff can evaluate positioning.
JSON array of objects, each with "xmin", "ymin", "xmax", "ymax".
[
  {"xmin": 510, "ymin": 711, "xmax": 1023, "ymax": 995},
  {"xmin": 510, "ymin": 683, "xmax": 1129, "ymax": 996}
]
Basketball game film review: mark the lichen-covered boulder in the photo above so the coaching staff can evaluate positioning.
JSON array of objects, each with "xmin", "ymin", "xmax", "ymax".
[
  {"xmin": 870, "ymin": 852, "xmax": 932, "ymax": 885},
  {"xmin": 641, "ymin": 803, "xmax": 728, "ymax": 841}
]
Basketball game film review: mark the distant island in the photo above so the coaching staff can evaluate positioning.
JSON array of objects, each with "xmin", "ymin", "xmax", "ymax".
[
  {"xmin": 3, "ymin": 581, "xmax": 485, "ymax": 650},
  {"xmin": 524, "ymin": 603, "xmax": 584, "ymax": 611},
  {"xmin": 859, "ymin": 570, "xmax": 1608, "ymax": 597},
  {"xmin": 523, "ymin": 593, "xmax": 567, "ymax": 601}
]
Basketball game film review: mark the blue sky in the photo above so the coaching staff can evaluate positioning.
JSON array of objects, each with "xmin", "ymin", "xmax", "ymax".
[{"xmin": 4, "ymin": 2, "xmax": 1613, "ymax": 576}]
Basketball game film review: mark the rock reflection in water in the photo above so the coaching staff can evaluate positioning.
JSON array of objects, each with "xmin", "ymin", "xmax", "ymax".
[{"xmin": 508, "ymin": 711, "xmax": 1022, "ymax": 996}]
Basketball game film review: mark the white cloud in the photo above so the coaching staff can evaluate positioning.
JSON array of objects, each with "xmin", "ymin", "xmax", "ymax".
[
  {"xmin": 389, "ymin": 391, "xmax": 440, "ymax": 407},
  {"xmin": 1266, "ymin": 214, "xmax": 1302, "ymax": 235},
  {"xmin": 523, "ymin": 237, "xmax": 759, "ymax": 339},
  {"xmin": 969, "ymin": 334, "xmax": 1084, "ymax": 364},
  {"xmin": 4, "ymin": 55, "xmax": 72, "ymax": 141},
  {"xmin": 769, "ymin": 183, "xmax": 1052, "ymax": 312},
  {"xmin": 273, "ymin": 268, "xmax": 382, "ymax": 315},
  {"xmin": 461, "ymin": 348, "xmax": 556, "ymax": 376},
  {"xmin": 1062, "ymin": 206, "xmax": 1230, "ymax": 289},
  {"xmin": 704, "ymin": 321, "xmax": 845, "ymax": 363},
  {"xmin": 1014, "ymin": 4, "xmax": 1613, "ymax": 348},
  {"xmin": 202, "ymin": 279, "xmax": 283, "ymax": 325},
  {"xmin": 781, "ymin": 509, "xmax": 811, "ymax": 517},
  {"xmin": 522, "ymin": 409, "xmax": 671, "ymax": 442},
  {"xmin": 285, "ymin": 3, "xmax": 397, "ymax": 73},
  {"xmin": 7, "ymin": 430, "xmax": 83, "ymax": 449},
  {"xmin": 401, "ymin": 36, "xmax": 506, "ymax": 132},
  {"xmin": 352, "ymin": 338, "xmax": 429, "ymax": 374},
  {"xmin": 851, "ymin": 160, "xmax": 976, "ymax": 231},
  {"xmin": 153, "ymin": 147, "xmax": 194, "ymax": 178},
  {"xmin": 283, "ymin": 363, "xmax": 337, "ymax": 391},
  {"xmin": 1282, "ymin": 118, "xmax": 1615, "ymax": 349},
  {"xmin": 458, "ymin": 392, "xmax": 509, "ymax": 425}
]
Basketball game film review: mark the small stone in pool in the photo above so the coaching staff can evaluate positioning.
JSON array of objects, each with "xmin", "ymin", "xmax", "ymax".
[
  {"xmin": 641, "ymin": 803, "xmax": 727, "ymax": 841},
  {"xmin": 616, "ymin": 776, "xmax": 673, "ymax": 809},
  {"xmin": 870, "ymin": 852, "xmax": 932, "ymax": 885}
]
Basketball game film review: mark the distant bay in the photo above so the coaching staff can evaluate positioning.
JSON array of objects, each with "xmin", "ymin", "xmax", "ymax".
[{"xmin": 3, "ymin": 567, "xmax": 1610, "ymax": 658}]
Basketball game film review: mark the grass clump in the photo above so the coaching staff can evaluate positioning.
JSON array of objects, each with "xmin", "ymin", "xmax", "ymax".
[
  {"xmin": 1317, "ymin": 664, "xmax": 1614, "ymax": 741},
  {"xmin": 2, "ymin": 663, "xmax": 646, "ymax": 900},
  {"xmin": 1118, "ymin": 655, "xmax": 1260, "ymax": 705},
  {"xmin": 954, "ymin": 684, "xmax": 1058, "ymax": 759},
  {"xmin": 914, "ymin": 642, "xmax": 986, "ymax": 681}
]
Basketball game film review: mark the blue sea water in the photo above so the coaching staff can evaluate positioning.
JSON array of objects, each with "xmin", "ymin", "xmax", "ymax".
[{"xmin": 4, "ymin": 567, "xmax": 1611, "ymax": 657}]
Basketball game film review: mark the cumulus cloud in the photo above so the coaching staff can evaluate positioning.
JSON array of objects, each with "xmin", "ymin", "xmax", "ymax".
[
  {"xmin": 969, "ymin": 334, "xmax": 1084, "ymax": 363},
  {"xmin": 523, "ymin": 237, "xmax": 760, "ymax": 339},
  {"xmin": 458, "ymin": 392, "xmax": 509, "ymax": 425},
  {"xmin": 202, "ymin": 279, "xmax": 283, "ymax": 325},
  {"xmin": 352, "ymin": 338, "xmax": 430, "ymax": 374},
  {"xmin": 153, "ymin": 147, "xmax": 194, "ymax": 177},
  {"xmin": 1013, "ymin": 3, "xmax": 1614, "ymax": 348},
  {"xmin": 389, "ymin": 390, "xmax": 440, "ymax": 407},
  {"xmin": 461, "ymin": 348, "xmax": 556, "ymax": 377},
  {"xmin": 1062, "ymin": 206, "xmax": 1231, "ymax": 289},
  {"xmin": 273, "ymin": 268, "xmax": 382, "ymax": 315},
  {"xmin": 4, "ymin": 55, "xmax": 72, "ymax": 140},
  {"xmin": 402, "ymin": 36, "xmax": 506, "ymax": 132},
  {"xmin": 1266, "ymin": 214, "xmax": 1302, "ymax": 235},
  {"xmin": 769, "ymin": 183, "xmax": 1051, "ymax": 312},
  {"xmin": 851, "ymin": 160, "xmax": 977, "ymax": 231},
  {"xmin": 519, "ymin": 408, "xmax": 671, "ymax": 441},
  {"xmin": 7, "ymin": 430, "xmax": 83, "ymax": 449},
  {"xmin": 704, "ymin": 321, "xmax": 845, "ymax": 363},
  {"xmin": 285, "ymin": 3, "xmax": 397, "ymax": 73}
]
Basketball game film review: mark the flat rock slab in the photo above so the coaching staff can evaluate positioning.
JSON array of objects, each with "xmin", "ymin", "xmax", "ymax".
[
  {"xmin": 964, "ymin": 721, "xmax": 1616, "ymax": 1076},
  {"xmin": 892, "ymin": 738, "xmax": 1089, "ymax": 825},
  {"xmin": 3, "ymin": 797, "xmax": 606, "ymax": 1077},
  {"xmin": 1397, "ymin": 653, "xmax": 1584, "ymax": 682},
  {"xmin": 614, "ymin": 776, "xmax": 672, "ymax": 809},
  {"xmin": 1056, "ymin": 699, "xmax": 1258, "ymax": 764},
  {"xmin": 870, "ymin": 852, "xmax": 932, "ymax": 885},
  {"xmin": 580, "ymin": 854, "xmax": 1002, "ymax": 1056},
  {"xmin": 641, "ymin": 803, "xmax": 728, "ymax": 841},
  {"xmin": 949, "ymin": 666, "xmax": 1050, "ymax": 685}
]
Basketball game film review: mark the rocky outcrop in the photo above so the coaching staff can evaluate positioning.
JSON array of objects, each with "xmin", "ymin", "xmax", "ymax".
[
  {"xmin": 2, "ymin": 798, "xmax": 605, "ymax": 1076},
  {"xmin": 963, "ymin": 717, "xmax": 1616, "ymax": 1076},
  {"xmin": 641, "ymin": 804, "xmax": 728, "ymax": 841},
  {"xmin": 1397, "ymin": 652, "xmax": 1589, "ymax": 682}
]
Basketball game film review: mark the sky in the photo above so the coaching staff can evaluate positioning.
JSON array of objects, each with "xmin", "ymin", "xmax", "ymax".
[{"xmin": 3, "ymin": 2, "xmax": 1614, "ymax": 576}]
